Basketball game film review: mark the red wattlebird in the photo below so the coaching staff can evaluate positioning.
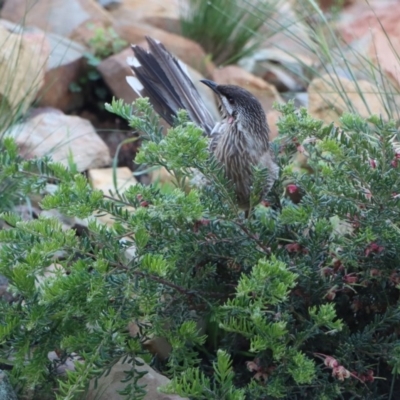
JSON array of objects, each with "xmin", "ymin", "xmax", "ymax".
[{"xmin": 126, "ymin": 37, "xmax": 279, "ymax": 213}]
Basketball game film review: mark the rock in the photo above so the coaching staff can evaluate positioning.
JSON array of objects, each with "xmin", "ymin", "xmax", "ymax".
[
  {"xmin": 69, "ymin": 19, "xmax": 109, "ymax": 48},
  {"xmin": 367, "ymin": 29, "xmax": 400, "ymax": 91},
  {"xmin": 149, "ymin": 166, "xmax": 196, "ymax": 192},
  {"xmin": 0, "ymin": 275, "xmax": 13, "ymax": 303},
  {"xmin": 5, "ymin": 108, "xmax": 111, "ymax": 171},
  {"xmin": 240, "ymin": 48, "xmax": 312, "ymax": 92},
  {"xmin": 293, "ymin": 92, "xmax": 309, "ymax": 108},
  {"xmin": 36, "ymin": 34, "xmax": 86, "ymax": 112},
  {"xmin": 0, "ymin": 24, "xmax": 47, "ymax": 124},
  {"xmin": 109, "ymin": 0, "xmax": 180, "ymax": 34},
  {"xmin": 338, "ymin": 1, "xmax": 400, "ymax": 90},
  {"xmin": 97, "ymin": 0, "xmax": 121, "ymax": 10},
  {"xmin": 212, "ymin": 65, "xmax": 284, "ymax": 113},
  {"xmin": 1, "ymin": 0, "xmax": 113, "ymax": 38},
  {"xmin": 129, "ymin": 322, "xmax": 172, "ymax": 359},
  {"xmin": 87, "ymin": 357, "xmax": 188, "ymax": 400},
  {"xmin": 259, "ymin": 2, "xmax": 316, "ymax": 65},
  {"xmin": 98, "ymin": 47, "xmax": 138, "ymax": 104},
  {"xmin": 88, "ymin": 167, "xmax": 136, "ymax": 226},
  {"xmin": 0, "ymin": 370, "xmax": 17, "ymax": 400},
  {"xmin": 13, "ymin": 204, "xmax": 40, "ymax": 221},
  {"xmin": 40, "ymin": 209, "xmax": 77, "ymax": 231},
  {"xmin": 150, "ymin": 167, "xmax": 178, "ymax": 188},
  {"xmin": 314, "ymin": 0, "xmax": 356, "ymax": 11},
  {"xmin": 47, "ymin": 351, "xmax": 83, "ymax": 375},
  {"xmin": 339, "ymin": 0, "xmax": 400, "ymax": 45},
  {"xmin": 88, "ymin": 167, "xmax": 137, "ymax": 195},
  {"xmin": 34, "ymin": 263, "xmax": 66, "ymax": 291},
  {"xmin": 308, "ymin": 75, "xmax": 387, "ymax": 124},
  {"xmin": 0, "ymin": 19, "xmax": 85, "ymax": 112},
  {"xmin": 112, "ymin": 24, "xmax": 214, "ymax": 77},
  {"xmin": 267, "ymin": 109, "xmax": 281, "ymax": 141},
  {"xmin": 248, "ymin": 1, "xmax": 316, "ymax": 94},
  {"xmin": 122, "ymin": 238, "xmax": 137, "ymax": 262}
]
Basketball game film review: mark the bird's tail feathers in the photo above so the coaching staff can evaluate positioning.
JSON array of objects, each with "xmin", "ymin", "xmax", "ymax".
[{"xmin": 127, "ymin": 36, "xmax": 214, "ymax": 135}]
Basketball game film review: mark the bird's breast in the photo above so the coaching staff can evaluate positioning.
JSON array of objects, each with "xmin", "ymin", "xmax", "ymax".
[{"xmin": 211, "ymin": 125, "xmax": 266, "ymax": 203}]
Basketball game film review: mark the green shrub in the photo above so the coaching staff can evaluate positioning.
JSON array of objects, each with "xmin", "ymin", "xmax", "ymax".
[
  {"xmin": 0, "ymin": 138, "xmax": 57, "ymax": 213},
  {"xmin": 0, "ymin": 98, "xmax": 400, "ymax": 399}
]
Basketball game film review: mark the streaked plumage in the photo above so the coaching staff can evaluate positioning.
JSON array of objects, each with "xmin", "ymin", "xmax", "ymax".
[{"xmin": 127, "ymin": 36, "xmax": 279, "ymax": 211}]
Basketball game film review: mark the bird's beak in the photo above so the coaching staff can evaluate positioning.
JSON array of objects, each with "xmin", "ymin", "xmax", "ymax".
[{"xmin": 200, "ymin": 79, "xmax": 219, "ymax": 94}]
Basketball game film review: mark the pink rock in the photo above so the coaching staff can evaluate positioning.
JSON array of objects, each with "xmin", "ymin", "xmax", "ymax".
[
  {"xmin": 339, "ymin": 1, "xmax": 400, "ymax": 44},
  {"xmin": 338, "ymin": 1, "xmax": 400, "ymax": 89},
  {"xmin": 112, "ymin": 24, "xmax": 214, "ymax": 77},
  {"xmin": 0, "ymin": 23, "xmax": 48, "ymax": 116},
  {"xmin": 1, "ymin": 0, "xmax": 113, "ymax": 37},
  {"xmin": 36, "ymin": 33, "xmax": 86, "ymax": 112},
  {"xmin": 6, "ymin": 109, "xmax": 111, "ymax": 171},
  {"xmin": 97, "ymin": 47, "xmax": 137, "ymax": 104},
  {"xmin": 212, "ymin": 65, "xmax": 283, "ymax": 114},
  {"xmin": 109, "ymin": 0, "xmax": 180, "ymax": 34}
]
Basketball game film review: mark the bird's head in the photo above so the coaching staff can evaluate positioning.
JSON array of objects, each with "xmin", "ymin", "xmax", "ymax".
[{"xmin": 200, "ymin": 80, "xmax": 267, "ymax": 133}]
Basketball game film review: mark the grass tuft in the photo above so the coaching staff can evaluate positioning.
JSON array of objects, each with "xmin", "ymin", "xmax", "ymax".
[{"xmin": 180, "ymin": 0, "xmax": 283, "ymax": 66}]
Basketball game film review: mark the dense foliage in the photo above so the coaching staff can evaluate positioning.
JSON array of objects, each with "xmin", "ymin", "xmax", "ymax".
[{"xmin": 0, "ymin": 99, "xmax": 400, "ymax": 399}]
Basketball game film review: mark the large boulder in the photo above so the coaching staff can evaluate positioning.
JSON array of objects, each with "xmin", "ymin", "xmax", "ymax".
[
  {"xmin": 36, "ymin": 33, "xmax": 86, "ymax": 112},
  {"xmin": 308, "ymin": 75, "xmax": 387, "ymax": 123},
  {"xmin": 87, "ymin": 358, "xmax": 188, "ymax": 400},
  {"xmin": 338, "ymin": 1, "xmax": 400, "ymax": 90},
  {"xmin": 1, "ymin": 0, "xmax": 112, "ymax": 38},
  {"xmin": 5, "ymin": 108, "xmax": 111, "ymax": 171},
  {"xmin": 0, "ymin": 371, "xmax": 17, "ymax": 400},
  {"xmin": 112, "ymin": 24, "xmax": 214, "ymax": 77},
  {"xmin": 0, "ymin": 24, "xmax": 48, "ymax": 123},
  {"xmin": 108, "ymin": 0, "xmax": 180, "ymax": 34},
  {"xmin": 0, "ymin": 20, "xmax": 85, "ymax": 112}
]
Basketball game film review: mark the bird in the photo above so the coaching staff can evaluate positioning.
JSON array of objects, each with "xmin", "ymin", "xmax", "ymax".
[{"xmin": 126, "ymin": 36, "xmax": 279, "ymax": 213}]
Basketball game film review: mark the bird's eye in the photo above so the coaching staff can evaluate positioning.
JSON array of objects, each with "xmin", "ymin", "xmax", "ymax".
[{"xmin": 227, "ymin": 97, "xmax": 235, "ymax": 105}]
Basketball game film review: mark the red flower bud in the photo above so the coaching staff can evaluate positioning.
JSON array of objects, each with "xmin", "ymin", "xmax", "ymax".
[
  {"xmin": 287, "ymin": 184, "xmax": 299, "ymax": 194},
  {"xmin": 370, "ymin": 268, "xmax": 381, "ymax": 277},
  {"xmin": 391, "ymin": 159, "xmax": 398, "ymax": 168},
  {"xmin": 332, "ymin": 259, "xmax": 344, "ymax": 272},
  {"xmin": 332, "ymin": 365, "xmax": 351, "ymax": 381},
  {"xmin": 285, "ymin": 242, "xmax": 308, "ymax": 255},
  {"xmin": 365, "ymin": 242, "xmax": 384, "ymax": 256},
  {"xmin": 246, "ymin": 361, "xmax": 259, "ymax": 372},
  {"xmin": 351, "ymin": 299, "xmax": 362, "ymax": 312},
  {"xmin": 324, "ymin": 356, "xmax": 339, "ymax": 369},
  {"xmin": 325, "ymin": 285, "xmax": 338, "ymax": 301},
  {"xmin": 369, "ymin": 159, "xmax": 377, "ymax": 168},
  {"xmin": 321, "ymin": 267, "xmax": 334, "ymax": 277},
  {"xmin": 365, "ymin": 370, "xmax": 374, "ymax": 382},
  {"xmin": 140, "ymin": 201, "xmax": 149, "ymax": 207},
  {"xmin": 343, "ymin": 273, "xmax": 358, "ymax": 284},
  {"xmin": 285, "ymin": 243, "xmax": 302, "ymax": 253},
  {"xmin": 389, "ymin": 271, "xmax": 400, "ymax": 285}
]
